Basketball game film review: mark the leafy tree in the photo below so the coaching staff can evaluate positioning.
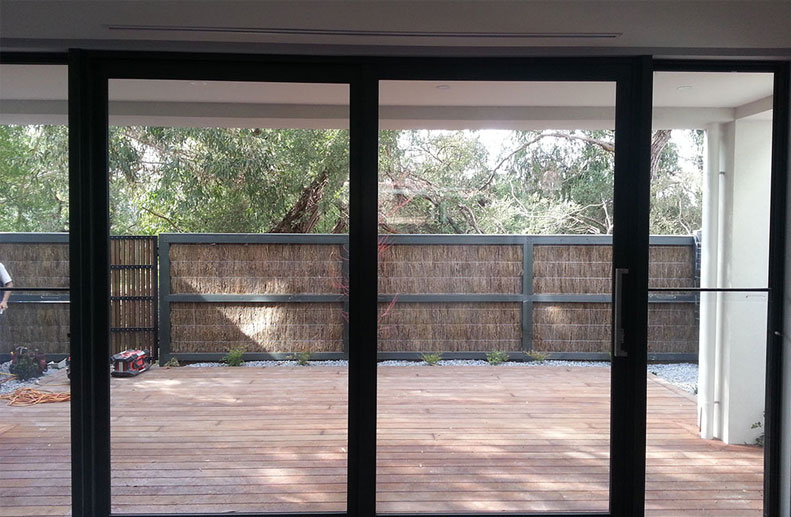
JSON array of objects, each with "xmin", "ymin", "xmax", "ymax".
[
  {"xmin": 0, "ymin": 123, "xmax": 701, "ymax": 236},
  {"xmin": 0, "ymin": 125, "xmax": 69, "ymax": 232},
  {"xmin": 108, "ymin": 126, "xmax": 349, "ymax": 235},
  {"xmin": 378, "ymin": 128, "xmax": 701, "ymax": 236},
  {"xmin": 648, "ymin": 129, "xmax": 703, "ymax": 234}
]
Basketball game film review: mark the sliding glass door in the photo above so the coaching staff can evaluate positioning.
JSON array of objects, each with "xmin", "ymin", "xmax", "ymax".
[
  {"xmin": 645, "ymin": 65, "xmax": 786, "ymax": 517},
  {"xmin": 374, "ymin": 79, "xmax": 620, "ymax": 513}
]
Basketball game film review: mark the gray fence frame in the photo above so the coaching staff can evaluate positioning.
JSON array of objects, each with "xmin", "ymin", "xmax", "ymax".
[{"xmin": 158, "ymin": 233, "xmax": 697, "ymax": 363}]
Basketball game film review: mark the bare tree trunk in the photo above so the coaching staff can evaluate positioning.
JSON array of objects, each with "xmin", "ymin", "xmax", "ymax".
[
  {"xmin": 650, "ymin": 130, "xmax": 673, "ymax": 180},
  {"xmin": 270, "ymin": 169, "xmax": 330, "ymax": 233},
  {"xmin": 330, "ymin": 201, "xmax": 348, "ymax": 233}
]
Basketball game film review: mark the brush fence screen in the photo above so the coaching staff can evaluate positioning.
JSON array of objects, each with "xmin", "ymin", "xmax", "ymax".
[
  {"xmin": 162, "ymin": 235, "xmax": 697, "ymax": 360},
  {"xmin": 0, "ymin": 236, "xmax": 69, "ymax": 356},
  {"xmin": 167, "ymin": 242, "xmax": 346, "ymax": 354},
  {"xmin": 0, "ymin": 234, "xmax": 158, "ymax": 359},
  {"xmin": 532, "ymin": 244, "xmax": 698, "ymax": 354}
]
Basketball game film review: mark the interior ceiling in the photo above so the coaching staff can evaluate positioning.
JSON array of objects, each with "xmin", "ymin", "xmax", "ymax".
[
  {"xmin": 0, "ymin": 0, "xmax": 785, "ymax": 128},
  {"xmin": 1, "ymin": 0, "xmax": 791, "ymax": 56}
]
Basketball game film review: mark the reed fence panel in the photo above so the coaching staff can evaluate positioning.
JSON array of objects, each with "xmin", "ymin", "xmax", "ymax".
[
  {"xmin": 170, "ymin": 302, "xmax": 344, "ymax": 353},
  {"xmin": 378, "ymin": 302, "xmax": 522, "ymax": 352},
  {"xmin": 170, "ymin": 243, "xmax": 344, "ymax": 295},
  {"xmin": 0, "ymin": 235, "xmax": 70, "ymax": 356},
  {"xmin": 160, "ymin": 234, "xmax": 698, "ymax": 362},
  {"xmin": 379, "ymin": 245, "xmax": 522, "ymax": 294}
]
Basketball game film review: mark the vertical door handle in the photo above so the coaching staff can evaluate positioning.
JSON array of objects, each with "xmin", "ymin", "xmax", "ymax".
[{"xmin": 613, "ymin": 268, "xmax": 629, "ymax": 358}]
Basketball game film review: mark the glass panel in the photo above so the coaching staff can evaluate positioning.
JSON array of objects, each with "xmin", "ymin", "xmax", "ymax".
[
  {"xmin": 646, "ymin": 71, "xmax": 774, "ymax": 515},
  {"xmin": 108, "ymin": 79, "xmax": 349, "ymax": 514},
  {"xmin": 646, "ymin": 291, "xmax": 766, "ymax": 515},
  {"xmin": 377, "ymin": 80, "xmax": 615, "ymax": 513},
  {"xmin": 0, "ymin": 64, "xmax": 71, "ymax": 517}
]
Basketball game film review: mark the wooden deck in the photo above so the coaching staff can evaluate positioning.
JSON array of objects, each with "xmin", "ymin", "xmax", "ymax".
[{"xmin": 0, "ymin": 366, "xmax": 763, "ymax": 516}]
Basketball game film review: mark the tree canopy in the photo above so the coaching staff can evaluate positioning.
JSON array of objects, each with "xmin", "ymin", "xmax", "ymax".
[
  {"xmin": 0, "ymin": 124, "xmax": 702, "ymax": 236},
  {"xmin": 0, "ymin": 125, "xmax": 69, "ymax": 232}
]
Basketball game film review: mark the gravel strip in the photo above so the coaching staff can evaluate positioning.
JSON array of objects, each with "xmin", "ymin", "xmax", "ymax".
[
  {"xmin": 648, "ymin": 362, "xmax": 698, "ymax": 393},
  {"xmin": 185, "ymin": 360, "xmax": 349, "ymax": 368},
  {"xmin": 184, "ymin": 359, "xmax": 698, "ymax": 393},
  {"xmin": 1, "ymin": 358, "xmax": 698, "ymax": 396},
  {"xmin": 0, "ymin": 360, "xmax": 65, "ymax": 395},
  {"xmin": 377, "ymin": 359, "xmax": 611, "ymax": 368},
  {"xmin": 7, "ymin": 358, "xmax": 692, "ymax": 395}
]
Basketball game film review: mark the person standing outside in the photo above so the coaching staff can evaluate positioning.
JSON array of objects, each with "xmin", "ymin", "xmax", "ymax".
[{"xmin": 0, "ymin": 262, "xmax": 12, "ymax": 314}]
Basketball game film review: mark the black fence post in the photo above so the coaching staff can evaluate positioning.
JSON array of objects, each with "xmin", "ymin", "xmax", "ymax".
[
  {"xmin": 341, "ymin": 237, "xmax": 350, "ymax": 360},
  {"xmin": 522, "ymin": 237, "xmax": 534, "ymax": 353},
  {"xmin": 157, "ymin": 235, "xmax": 171, "ymax": 365}
]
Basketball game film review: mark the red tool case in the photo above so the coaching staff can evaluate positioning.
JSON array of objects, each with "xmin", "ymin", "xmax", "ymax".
[{"xmin": 111, "ymin": 350, "xmax": 151, "ymax": 377}]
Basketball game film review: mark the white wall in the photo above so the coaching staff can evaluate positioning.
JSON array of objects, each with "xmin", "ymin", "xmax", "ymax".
[
  {"xmin": 701, "ymin": 120, "xmax": 773, "ymax": 445},
  {"xmin": 719, "ymin": 120, "xmax": 772, "ymax": 445}
]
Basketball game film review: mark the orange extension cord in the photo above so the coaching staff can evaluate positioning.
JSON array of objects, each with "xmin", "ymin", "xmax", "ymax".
[{"xmin": 0, "ymin": 387, "xmax": 71, "ymax": 406}]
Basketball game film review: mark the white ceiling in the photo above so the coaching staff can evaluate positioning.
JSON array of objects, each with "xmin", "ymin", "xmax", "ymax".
[
  {"xmin": 0, "ymin": 0, "xmax": 783, "ymax": 128},
  {"xmin": 1, "ymin": 1, "xmax": 791, "ymax": 56},
  {"xmin": 0, "ymin": 65, "xmax": 775, "ymax": 129}
]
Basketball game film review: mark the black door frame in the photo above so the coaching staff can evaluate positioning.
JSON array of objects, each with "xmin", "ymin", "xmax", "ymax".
[
  {"xmin": 0, "ymin": 50, "xmax": 786, "ymax": 517},
  {"xmin": 67, "ymin": 51, "xmax": 650, "ymax": 517}
]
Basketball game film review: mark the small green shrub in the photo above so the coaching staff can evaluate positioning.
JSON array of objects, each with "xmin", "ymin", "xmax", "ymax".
[
  {"xmin": 751, "ymin": 413, "xmax": 765, "ymax": 447},
  {"xmin": 163, "ymin": 357, "xmax": 180, "ymax": 368},
  {"xmin": 486, "ymin": 350, "xmax": 509, "ymax": 365},
  {"xmin": 527, "ymin": 351, "xmax": 548, "ymax": 363},
  {"xmin": 292, "ymin": 351, "xmax": 312, "ymax": 366},
  {"xmin": 420, "ymin": 353, "xmax": 442, "ymax": 366},
  {"xmin": 223, "ymin": 349, "xmax": 245, "ymax": 367}
]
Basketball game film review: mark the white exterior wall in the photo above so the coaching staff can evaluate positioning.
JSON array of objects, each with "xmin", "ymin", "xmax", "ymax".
[
  {"xmin": 718, "ymin": 119, "xmax": 772, "ymax": 445},
  {"xmin": 700, "ymin": 119, "xmax": 773, "ymax": 445}
]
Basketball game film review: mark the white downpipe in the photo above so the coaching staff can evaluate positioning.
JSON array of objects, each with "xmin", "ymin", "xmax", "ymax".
[
  {"xmin": 712, "ymin": 125, "xmax": 731, "ymax": 440},
  {"xmin": 698, "ymin": 124, "xmax": 720, "ymax": 439}
]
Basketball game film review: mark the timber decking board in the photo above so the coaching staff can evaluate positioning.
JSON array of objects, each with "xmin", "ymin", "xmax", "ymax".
[{"xmin": 0, "ymin": 366, "xmax": 763, "ymax": 516}]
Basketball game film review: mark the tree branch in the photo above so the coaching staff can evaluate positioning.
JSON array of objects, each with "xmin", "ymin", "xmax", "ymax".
[
  {"xmin": 142, "ymin": 206, "xmax": 184, "ymax": 232},
  {"xmin": 478, "ymin": 131, "xmax": 615, "ymax": 191},
  {"xmin": 457, "ymin": 203, "xmax": 482, "ymax": 234}
]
